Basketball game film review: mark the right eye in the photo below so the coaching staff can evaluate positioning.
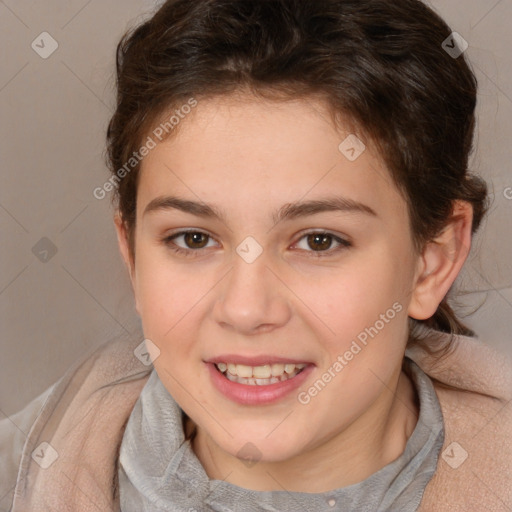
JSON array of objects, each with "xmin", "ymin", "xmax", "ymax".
[{"xmin": 162, "ymin": 230, "xmax": 219, "ymax": 257}]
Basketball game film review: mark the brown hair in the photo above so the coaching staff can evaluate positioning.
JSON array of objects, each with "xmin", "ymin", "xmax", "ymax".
[{"xmin": 105, "ymin": 0, "xmax": 489, "ymax": 354}]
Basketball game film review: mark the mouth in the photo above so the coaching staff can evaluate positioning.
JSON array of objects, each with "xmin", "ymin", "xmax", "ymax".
[
  {"xmin": 206, "ymin": 358, "xmax": 314, "ymax": 405},
  {"xmin": 214, "ymin": 362, "xmax": 307, "ymax": 385}
]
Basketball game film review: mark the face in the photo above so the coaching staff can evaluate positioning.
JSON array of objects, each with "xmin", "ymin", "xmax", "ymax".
[{"xmin": 120, "ymin": 93, "xmax": 424, "ymax": 463}]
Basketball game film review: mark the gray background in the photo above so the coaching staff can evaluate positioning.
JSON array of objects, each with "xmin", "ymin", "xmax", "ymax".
[{"xmin": 1, "ymin": 0, "xmax": 511, "ymax": 418}]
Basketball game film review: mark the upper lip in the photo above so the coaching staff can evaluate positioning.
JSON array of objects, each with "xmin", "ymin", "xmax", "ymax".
[{"xmin": 205, "ymin": 355, "xmax": 313, "ymax": 366}]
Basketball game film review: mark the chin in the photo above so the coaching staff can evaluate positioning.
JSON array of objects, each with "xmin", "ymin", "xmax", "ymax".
[{"xmin": 214, "ymin": 427, "xmax": 309, "ymax": 464}]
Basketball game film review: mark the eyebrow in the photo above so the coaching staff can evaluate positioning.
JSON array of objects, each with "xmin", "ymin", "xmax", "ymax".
[{"xmin": 143, "ymin": 195, "xmax": 378, "ymax": 224}]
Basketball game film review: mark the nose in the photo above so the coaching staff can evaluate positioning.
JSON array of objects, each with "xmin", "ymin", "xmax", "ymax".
[{"xmin": 213, "ymin": 249, "xmax": 292, "ymax": 335}]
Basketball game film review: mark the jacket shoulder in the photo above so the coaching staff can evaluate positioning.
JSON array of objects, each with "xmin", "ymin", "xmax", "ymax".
[
  {"xmin": 0, "ymin": 384, "xmax": 55, "ymax": 510},
  {"xmin": 409, "ymin": 331, "xmax": 512, "ymax": 510},
  {"xmin": 418, "ymin": 383, "xmax": 512, "ymax": 511},
  {"xmin": 6, "ymin": 332, "xmax": 150, "ymax": 511}
]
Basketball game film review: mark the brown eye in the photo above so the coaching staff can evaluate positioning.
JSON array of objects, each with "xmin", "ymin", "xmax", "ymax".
[
  {"xmin": 294, "ymin": 231, "xmax": 351, "ymax": 256},
  {"xmin": 182, "ymin": 232, "xmax": 209, "ymax": 249},
  {"xmin": 307, "ymin": 233, "xmax": 334, "ymax": 251},
  {"xmin": 162, "ymin": 230, "xmax": 217, "ymax": 257}
]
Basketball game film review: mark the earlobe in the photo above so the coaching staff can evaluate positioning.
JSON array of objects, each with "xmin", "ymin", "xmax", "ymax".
[{"xmin": 408, "ymin": 201, "xmax": 473, "ymax": 321}]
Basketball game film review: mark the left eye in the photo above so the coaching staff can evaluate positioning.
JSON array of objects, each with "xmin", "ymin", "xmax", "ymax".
[
  {"xmin": 293, "ymin": 232, "xmax": 351, "ymax": 254},
  {"xmin": 164, "ymin": 231, "xmax": 216, "ymax": 253}
]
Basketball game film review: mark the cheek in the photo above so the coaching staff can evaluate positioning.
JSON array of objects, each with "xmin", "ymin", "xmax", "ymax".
[
  {"xmin": 134, "ymin": 255, "xmax": 209, "ymax": 387},
  {"xmin": 133, "ymin": 251, "xmax": 208, "ymax": 337},
  {"xmin": 293, "ymin": 253, "xmax": 407, "ymax": 344},
  {"xmin": 295, "ymin": 267, "xmax": 409, "ymax": 428}
]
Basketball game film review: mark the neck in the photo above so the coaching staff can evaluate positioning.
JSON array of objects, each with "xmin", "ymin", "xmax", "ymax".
[{"xmin": 190, "ymin": 367, "xmax": 419, "ymax": 493}]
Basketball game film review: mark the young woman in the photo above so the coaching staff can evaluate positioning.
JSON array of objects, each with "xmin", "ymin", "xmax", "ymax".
[{"xmin": 2, "ymin": 0, "xmax": 511, "ymax": 510}]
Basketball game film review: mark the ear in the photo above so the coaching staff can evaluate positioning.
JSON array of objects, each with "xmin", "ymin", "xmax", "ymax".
[
  {"xmin": 113, "ymin": 212, "xmax": 138, "ymax": 311},
  {"xmin": 408, "ymin": 200, "xmax": 473, "ymax": 320}
]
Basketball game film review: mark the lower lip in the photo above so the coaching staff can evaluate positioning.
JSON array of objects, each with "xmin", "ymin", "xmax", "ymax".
[{"xmin": 206, "ymin": 363, "xmax": 314, "ymax": 405}]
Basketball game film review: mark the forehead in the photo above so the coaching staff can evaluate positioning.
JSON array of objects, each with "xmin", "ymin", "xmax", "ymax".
[{"xmin": 136, "ymin": 94, "xmax": 406, "ymax": 224}]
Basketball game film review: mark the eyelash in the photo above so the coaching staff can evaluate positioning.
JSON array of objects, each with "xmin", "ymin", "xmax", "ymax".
[{"xmin": 161, "ymin": 229, "xmax": 352, "ymax": 258}]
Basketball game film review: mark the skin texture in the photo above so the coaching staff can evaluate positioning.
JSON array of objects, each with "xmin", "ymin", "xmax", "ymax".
[{"xmin": 114, "ymin": 93, "xmax": 473, "ymax": 493}]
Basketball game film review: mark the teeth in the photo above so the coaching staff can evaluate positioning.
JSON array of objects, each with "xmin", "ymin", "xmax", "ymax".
[
  {"xmin": 215, "ymin": 362, "xmax": 306, "ymax": 384},
  {"xmin": 284, "ymin": 364, "xmax": 296, "ymax": 374},
  {"xmin": 271, "ymin": 364, "xmax": 285, "ymax": 376},
  {"xmin": 236, "ymin": 364, "xmax": 253, "ymax": 378},
  {"xmin": 252, "ymin": 365, "xmax": 271, "ymax": 378},
  {"xmin": 225, "ymin": 372, "xmax": 238, "ymax": 383}
]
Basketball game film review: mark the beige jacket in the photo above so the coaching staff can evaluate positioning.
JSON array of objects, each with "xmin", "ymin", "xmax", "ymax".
[{"xmin": 1, "ymin": 330, "xmax": 511, "ymax": 511}]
